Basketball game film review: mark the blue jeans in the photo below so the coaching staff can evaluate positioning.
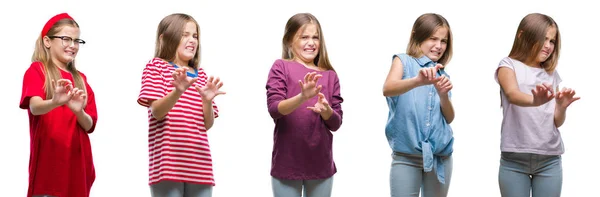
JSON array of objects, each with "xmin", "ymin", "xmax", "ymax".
[
  {"xmin": 271, "ymin": 176, "xmax": 334, "ymax": 197},
  {"xmin": 499, "ymin": 152, "xmax": 562, "ymax": 197},
  {"xmin": 150, "ymin": 180, "xmax": 213, "ymax": 197},
  {"xmin": 390, "ymin": 152, "xmax": 453, "ymax": 197}
]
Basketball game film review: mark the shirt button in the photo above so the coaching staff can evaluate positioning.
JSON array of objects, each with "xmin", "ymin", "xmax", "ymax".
[
  {"xmin": 426, "ymin": 123, "xmax": 430, "ymax": 127},
  {"xmin": 428, "ymin": 107, "xmax": 432, "ymax": 110}
]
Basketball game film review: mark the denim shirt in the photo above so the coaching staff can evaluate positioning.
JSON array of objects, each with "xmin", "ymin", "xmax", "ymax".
[{"xmin": 385, "ymin": 53, "xmax": 454, "ymax": 184}]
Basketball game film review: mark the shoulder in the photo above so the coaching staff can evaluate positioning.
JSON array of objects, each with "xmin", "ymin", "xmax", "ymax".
[
  {"xmin": 147, "ymin": 57, "xmax": 169, "ymax": 68},
  {"xmin": 270, "ymin": 59, "xmax": 290, "ymax": 71},
  {"xmin": 27, "ymin": 61, "xmax": 44, "ymax": 71},
  {"xmin": 499, "ymin": 57, "xmax": 518, "ymax": 69}
]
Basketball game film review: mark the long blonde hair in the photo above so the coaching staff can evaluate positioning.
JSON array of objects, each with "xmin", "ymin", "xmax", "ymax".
[
  {"xmin": 32, "ymin": 18, "xmax": 86, "ymax": 100},
  {"xmin": 282, "ymin": 13, "xmax": 335, "ymax": 71}
]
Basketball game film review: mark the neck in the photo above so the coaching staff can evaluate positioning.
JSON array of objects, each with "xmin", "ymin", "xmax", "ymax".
[
  {"xmin": 173, "ymin": 59, "xmax": 192, "ymax": 69},
  {"xmin": 52, "ymin": 57, "xmax": 69, "ymax": 71},
  {"xmin": 294, "ymin": 58, "xmax": 317, "ymax": 68},
  {"xmin": 526, "ymin": 60, "xmax": 543, "ymax": 68}
]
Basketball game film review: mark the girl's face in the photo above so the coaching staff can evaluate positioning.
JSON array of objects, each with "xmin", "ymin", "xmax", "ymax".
[
  {"xmin": 175, "ymin": 21, "xmax": 199, "ymax": 66},
  {"xmin": 291, "ymin": 23, "xmax": 320, "ymax": 65},
  {"xmin": 44, "ymin": 25, "xmax": 81, "ymax": 67},
  {"xmin": 419, "ymin": 27, "xmax": 448, "ymax": 62},
  {"xmin": 536, "ymin": 26, "xmax": 557, "ymax": 64}
]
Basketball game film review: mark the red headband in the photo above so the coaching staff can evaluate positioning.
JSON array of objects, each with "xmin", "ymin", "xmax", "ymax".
[{"xmin": 41, "ymin": 13, "xmax": 73, "ymax": 37}]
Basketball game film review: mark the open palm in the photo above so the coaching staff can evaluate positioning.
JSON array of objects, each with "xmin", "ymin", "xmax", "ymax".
[
  {"xmin": 52, "ymin": 79, "xmax": 73, "ymax": 106},
  {"xmin": 67, "ymin": 87, "xmax": 87, "ymax": 113},
  {"xmin": 307, "ymin": 93, "xmax": 331, "ymax": 114},
  {"xmin": 195, "ymin": 76, "xmax": 226, "ymax": 101},
  {"xmin": 171, "ymin": 67, "xmax": 198, "ymax": 92},
  {"xmin": 556, "ymin": 87, "xmax": 580, "ymax": 109},
  {"xmin": 299, "ymin": 72, "xmax": 323, "ymax": 100}
]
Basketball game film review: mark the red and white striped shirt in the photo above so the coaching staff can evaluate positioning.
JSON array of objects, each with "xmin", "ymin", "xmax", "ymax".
[{"xmin": 137, "ymin": 58, "xmax": 219, "ymax": 186}]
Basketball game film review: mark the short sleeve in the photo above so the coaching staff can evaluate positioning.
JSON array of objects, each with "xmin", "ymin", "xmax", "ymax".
[
  {"xmin": 20, "ymin": 62, "xmax": 46, "ymax": 110},
  {"xmin": 554, "ymin": 70, "xmax": 562, "ymax": 92},
  {"xmin": 495, "ymin": 57, "xmax": 515, "ymax": 84},
  {"xmin": 81, "ymin": 73, "xmax": 98, "ymax": 133},
  {"xmin": 197, "ymin": 68, "xmax": 220, "ymax": 118},
  {"xmin": 137, "ymin": 59, "xmax": 167, "ymax": 107}
]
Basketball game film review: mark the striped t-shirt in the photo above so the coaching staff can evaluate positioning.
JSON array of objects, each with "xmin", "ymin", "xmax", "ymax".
[{"xmin": 137, "ymin": 57, "xmax": 219, "ymax": 186}]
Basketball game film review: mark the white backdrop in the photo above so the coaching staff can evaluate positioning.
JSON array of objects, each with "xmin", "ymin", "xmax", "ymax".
[{"xmin": 1, "ymin": 0, "xmax": 598, "ymax": 196}]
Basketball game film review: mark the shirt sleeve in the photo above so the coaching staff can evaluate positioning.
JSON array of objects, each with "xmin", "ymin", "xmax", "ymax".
[
  {"xmin": 81, "ymin": 73, "xmax": 98, "ymax": 133},
  {"xmin": 323, "ymin": 71, "xmax": 343, "ymax": 131},
  {"xmin": 137, "ymin": 59, "xmax": 167, "ymax": 107},
  {"xmin": 198, "ymin": 69, "xmax": 220, "ymax": 118},
  {"xmin": 495, "ymin": 57, "xmax": 515, "ymax": 84},
  {"xmin": 266, "ymin": 60, "xmax": 287, "ymax": 120},
  {"xmin": 20, "ymin": 62, "xmax": 46, "ymax": 110}
]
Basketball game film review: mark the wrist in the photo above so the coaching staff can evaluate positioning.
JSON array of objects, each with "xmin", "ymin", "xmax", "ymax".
[
  {"xmin": 74, "ymin": 109, "xmax": 86, "ymax": 116},
  {"xmin": 438, "ymin": 92, "xmax": 449, "ymax": 99},
  {"xmin": 298, "ymin": 93, "xmax": 309, "ymax": 102},
  {"xmin": 555, "ymin": 104, "xmax": 567, "ymax": 112}
]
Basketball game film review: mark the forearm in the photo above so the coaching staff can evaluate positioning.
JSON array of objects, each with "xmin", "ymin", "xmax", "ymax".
[
  {"xmin": 277, "ymin": 93, "xmax": 307, "ymax": 115},
  {"xmin": 74, "ymin": 110, "xmax": 93, "ymax": 131},
  {"xmin": 150, "ymin": 89, "xmax": 184, "ymax": 120},
  {"xmin": 203, "ymin": 100, "xmax": 215, "ymax": 130},
  {"xmin": 554, "ymin": 106, "xmax": 567, "ymax": 128},
  {"xmin": 439, "ymin": 95, "xmax": 455, "ymax": 124},
  {"xmin": 320, "ymin": 107, "xmax": 333, "ymax": 120},
  {"xmin": 506, "ymin": 91, "xmax": 538, "ymax": 107},
  {"xmin": 383, "ymin": 77, "xmax": 422, "ymax": 97},
  {"xmin": 29, "ymin": 97, "xmax": 60, "ymax": 115}
]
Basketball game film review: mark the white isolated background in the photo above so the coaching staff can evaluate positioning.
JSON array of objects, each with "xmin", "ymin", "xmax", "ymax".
[{"xmin": 0, "ymin": 0, "xmax": 598, "ymax": 196}]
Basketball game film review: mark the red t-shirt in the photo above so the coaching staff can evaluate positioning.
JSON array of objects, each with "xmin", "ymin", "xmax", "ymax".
[{"xmin": 19, "ymin": 62, "xmax": 98, "ymax": 197}]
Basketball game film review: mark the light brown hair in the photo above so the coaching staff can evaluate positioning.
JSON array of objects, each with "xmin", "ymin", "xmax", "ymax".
[
  {"xmin": 406, "ymin": 13, "xmax": 453, "ymax": 66},
  {"xmin": 508, "ymin": 13, "xmax": 560, "ymax": 72},
  {"xmin": 282, "ymin": 13, "xmax": 334, "ymax": 71},
  {"xmin": 32, "ymin": 18, "xmax": 86, "ymax": 100},
  {"xmin": 155, "ymin": 13, "xmax": 201, "ymax": 69}
]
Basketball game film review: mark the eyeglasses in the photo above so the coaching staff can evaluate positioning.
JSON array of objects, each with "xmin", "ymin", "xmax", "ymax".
[{"xmin": 47, "ymin": 36, "xmax": 86, "ymax": 47}]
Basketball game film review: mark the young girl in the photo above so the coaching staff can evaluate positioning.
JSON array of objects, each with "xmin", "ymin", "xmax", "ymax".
[
  {"xmin": 137, "ymin": 13, "xmax": 225, "ymax": 197},
  {"xmin": 495, "ymin": 13, "xmax": 579, "ymax": 197},
  {"xmin": 382, "ymin": 13, "xmax": 455, "ymax": 197},
  {"xmin": 19, "ymin": 13, "xmax": 98, "ymax": 197},
  {"xmin": 265, "ymin": 13, "xmax": 343, "ymax": 197}
]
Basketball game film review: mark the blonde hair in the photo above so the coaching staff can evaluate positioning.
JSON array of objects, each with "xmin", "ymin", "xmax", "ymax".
[
  {"xmin": 32, "ymin": 18, "xmax": 86, "ymax": 100},
  {"xmin": 508, "ymin": 13, "xmax": 560, "ymax": 72},
  {"xmin": 282, "ymin": 13, "xmax": 335, "ymax": 71},
  {"xmin": 155, "ymin": 13, "xmax": 201, "ymax": 69},
  {"xmin": 406, "ymin": 13, "xmax": 453, "ymax": 66}
]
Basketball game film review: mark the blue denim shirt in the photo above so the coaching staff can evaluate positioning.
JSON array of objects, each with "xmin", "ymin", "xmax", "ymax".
[{"xmin": 385, "ymin": 53, "xmax": 454, "ymax": 184}]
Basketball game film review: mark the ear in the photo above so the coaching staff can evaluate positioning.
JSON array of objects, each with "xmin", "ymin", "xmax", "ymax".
[
  {"xmin": 517, "ymin": 30, "xmax": 523, "ymax": 39},
  {"xmin": 43, "ymin": 36, "xmax": 51, "ymax": 48}
]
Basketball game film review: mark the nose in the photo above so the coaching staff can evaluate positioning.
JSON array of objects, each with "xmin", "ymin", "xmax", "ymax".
[{"xmin": 434, "ymin": 40, "xmax": 442, "ymax": 49}]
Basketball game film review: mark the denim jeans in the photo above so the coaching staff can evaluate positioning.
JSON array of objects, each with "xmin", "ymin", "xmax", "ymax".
[
  {"xmin": 150, "ymin": 180, "xmax": 213, "ymax": 197},
  {"xmin": 499, "ymin": 152, "xmax": 562, "ymax": 197},
  {"xmin": 390, "ymin": 152, "xmax": 453, "ymax": 197},
  {"xmin": 271, "ymin": 176, "xmax": 334, "ymax": 197}
]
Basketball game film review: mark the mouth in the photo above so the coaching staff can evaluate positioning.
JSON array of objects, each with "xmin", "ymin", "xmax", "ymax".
[
  {"xmin": 65, "ymin": 50, "xmax": 76, "ymax": 56},
  {"xmin": 431, "ymin": 51, "xmax": 442, "ymax": 56},
  {"xmin": 185, "ymin": 45, "xmax": 195, "ymax": 52},
  {"xmin": 304, "ymin": 48, "xmax": 316, "ymax": 53}
]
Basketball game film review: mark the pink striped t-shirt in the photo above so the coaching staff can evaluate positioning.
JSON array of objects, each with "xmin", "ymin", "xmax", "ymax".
[{"xmin": 137, "ymin": 57, "xmax": 219, "ymax": 186}]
